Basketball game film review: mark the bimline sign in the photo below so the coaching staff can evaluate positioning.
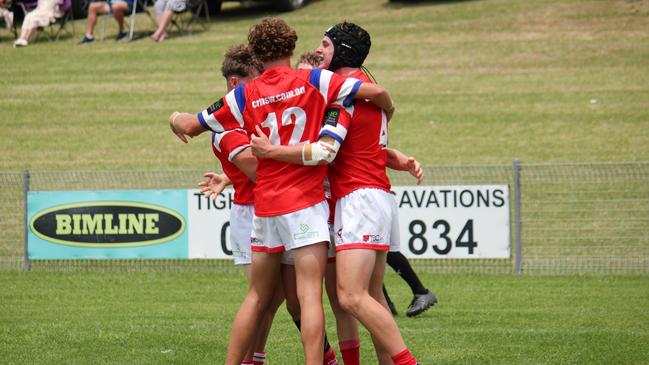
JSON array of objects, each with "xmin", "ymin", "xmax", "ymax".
[{"xmin": 27, "ymin": 185, "xmax": 510, "ymax": 260}]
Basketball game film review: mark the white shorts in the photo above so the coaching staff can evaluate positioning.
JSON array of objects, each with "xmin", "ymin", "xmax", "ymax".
[
  {"xmin": 230, "ymin": 203, "xmax": 254, "ymax": 265},
  {"xmin": 252, "ymin": 200, "xmax": 330, "ymax": 253},
  {"xmin": 334, "ymin": 188, "xmax": 400, "ymax": 252},
  {"xmin": 281, "ymin": 225, "xmax": 337, "ymax": 265}
]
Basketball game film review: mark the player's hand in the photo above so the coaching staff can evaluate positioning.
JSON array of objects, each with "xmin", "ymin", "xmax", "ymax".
[
  {"xmin": 250, "ymin": 125, "xmax": 275, "ymax": 159},
  {"xmin": 406, "ymin": 157, "xmax": 424, "ymax": 185},
  {"xmin": 169, "ymin": 112, "xmax": 188, "ymax": 143},
  {"xmin": 198, "ymin": 172, "xmax": 231, "ymax": 200}
]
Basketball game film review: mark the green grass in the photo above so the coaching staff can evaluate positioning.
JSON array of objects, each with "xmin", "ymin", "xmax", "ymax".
[
  {"xmin": 1, "ymin": 270, "xmax": 648, "ymax": 364},
  {"xmin": 1, "ymin": 0, "xmax": 648, "ymax": 171}
]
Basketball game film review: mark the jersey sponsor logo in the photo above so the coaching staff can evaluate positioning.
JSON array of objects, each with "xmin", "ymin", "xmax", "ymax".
[
  {"xmin": 322, "ymin": 108, "xmax": 340, "ymax": 127},
  {"xmin": 362, "ymin": 234, "xmax": 384, "ymax": 243},
  {"xmin": 206, "ymin": 98, "xmax": 225, "ymax": 114},
  {"xmin": 30, "ymin": 202, "xmax": 185, "ymax": 248},
  {"xmin": 251, "ymin": 86, "xmax": 306, "ymax": 108},
  {"xmin": 293, "ymin": 223, "xmax": 319, "ymax": 241}
]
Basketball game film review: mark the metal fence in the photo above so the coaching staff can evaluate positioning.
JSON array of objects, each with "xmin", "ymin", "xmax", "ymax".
[{"xmin": 1, "ymin": 161, "xmax": 647, "ymax": 274}]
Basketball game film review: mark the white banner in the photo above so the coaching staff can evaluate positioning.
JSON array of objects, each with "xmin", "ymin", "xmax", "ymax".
[
  {"xmin": 187, "ymin": 189, "xmax": 234, "ymax": 259},
  {"xmin": 186, "ymin": 185, "xmax": 511, "ymax": 260},
  {"xmin": 393, "ymin": 185, "xmax": 510, "ymax": 259}
]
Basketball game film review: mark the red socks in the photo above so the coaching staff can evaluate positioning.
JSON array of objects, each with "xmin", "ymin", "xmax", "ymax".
[
  {"xmin": 252, "ymin": 352, "xmax": 266, "ymax": 365},
  {"xmin": 339, "ymin": 339, "xmax": 360, "ymax": 365},
  {"xmin": 323, "ymin": 346, "xmax": 339, "ymax": 365},
  {"xmin": 392, "ymin": 348, "xmax": 418, "ymax": 365}
]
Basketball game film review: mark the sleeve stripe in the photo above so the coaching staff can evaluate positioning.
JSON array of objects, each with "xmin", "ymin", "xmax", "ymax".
[
  {"xmin": 212, "ymin": 132, "xmax": 222, "ymax": 153},
  {"xmin": 225, "ymin": 90, "xmax": 245, "ymax": 128},
  {"xmin": 319, "ymin": 69, "xmax": 332, "ymax": 103},
  {"xmin": 319, "ymin": 129, "xmax": 345, "ymax": 145},
  {"xmin": 197, "ymin": 112, "xmax": 211, "ymax": 131},
  {"xmin": 228, "ymin": 144, "xmax": 250, "ymax": 162},
  {"xmin": 334, "ymin": 78, "xmax": 361, "ymax": 107},
  {"xmin": 309, "ymin": 68, "xmax": 321, "ymax": 90},
  {"xmin": 204, "ymin": 112, "xmax": 226, "ymax": 132},
  {"xmin": 234, "ymin": 85, "xmax": 246, "ymax": 114},
  {"xmin": 343, "ymin": 80, "xmax": 362, "ymax": 108}
]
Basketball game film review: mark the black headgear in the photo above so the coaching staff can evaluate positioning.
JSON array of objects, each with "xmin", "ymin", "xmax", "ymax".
[{"xmin": 324, "ymin": 22, "xmax": 371, "ymax": 71}]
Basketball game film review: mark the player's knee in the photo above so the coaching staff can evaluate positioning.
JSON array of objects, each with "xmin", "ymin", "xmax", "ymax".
[{"xmin": 336, "ymin": 287, "xmax": 363, "ymax": 315}]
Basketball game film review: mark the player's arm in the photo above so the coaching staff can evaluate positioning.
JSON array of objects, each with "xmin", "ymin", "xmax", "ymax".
[
  {"xmin": 386, "ymin": 148, "xmax": 424, "ymax": 185},
  {"xmin": 198, "ymin": 172, "xmax": 232, "ymax": 201},
  {"xmin": 231, "ymin": 147, "xmax": 258, "ymax": 182},
  {"xmin": 354, "ymin": 83, "xmax": 396, "ymax": 121},
  {"xmin": 251, "ymin": 126, "xmax": 336, "ymax": 165},
  {"xmin": 169, "ymin": 112, "xmax": 208, "ymax": 143},
  {"xmin": 251, "ymin": 106, "xmax": 348, "ymax": 166}
]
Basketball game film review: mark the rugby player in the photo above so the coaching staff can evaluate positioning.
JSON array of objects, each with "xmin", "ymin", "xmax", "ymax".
[
  {"xmin": 249, "ymin": 22, "xmax": 421, "ymax": 365},
  {"xmin": 168, "ymin": 18, "xmax": 395, "ymax": 365}
]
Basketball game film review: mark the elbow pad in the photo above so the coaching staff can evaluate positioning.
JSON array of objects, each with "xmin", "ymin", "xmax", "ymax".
[{"xmin": 302, "ymin": 140, "xmax": 340, "ymax": 165}]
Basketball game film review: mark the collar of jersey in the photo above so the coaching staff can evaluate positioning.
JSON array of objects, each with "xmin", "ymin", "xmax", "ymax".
[{"xmin": 260, "ymin": 65, "xmax": 293, "ymax": 80}]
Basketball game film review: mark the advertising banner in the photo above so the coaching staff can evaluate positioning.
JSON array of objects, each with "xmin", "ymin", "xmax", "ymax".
[
  {"xmin": 28, "ymin": 185, "xmax": 510, "ymax": 260},
  {"xmin": 28, "ymin": 190, "xmax": 188, "ymax": 259},
  {"xmin": 393, "ymin": 185, "xmax": 510, "ymax": 259}
]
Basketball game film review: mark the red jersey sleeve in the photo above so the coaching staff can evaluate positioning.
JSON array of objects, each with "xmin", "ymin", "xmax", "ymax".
[
  {"xmin": 309, "ymin": 68, "xmax": 363, "ymax": 108},
  {"xmin": 318, "ymin": 105, "xmax": 352, "ymax": 147},
  {"xmin": 212, "ymin": 129, "xmax": 250, "ymax": 162},
  {"xmin": 197, "ymin": 85, "xmax": 248, "ymax": 133}
]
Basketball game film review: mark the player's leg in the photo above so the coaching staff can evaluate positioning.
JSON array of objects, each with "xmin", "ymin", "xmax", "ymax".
[
  {"xmin": 225, "ymin": 251, "xmax": 281, "ymax": 365},
  {"xmin": 336, "ymin": 249, "xmax": 408, "ymax": 356},
  {"xmin": 292, "ymin": 241, "xmax": 328, "ymax": 365},
  {"xmin": 325, "ymin": 261, "xmax": 359, "ymax": 365},
  {"xmin": 386, "ymin": 251, "xmax": 438, "ymax": 317},
  {"xmin": 368, "ymin": 252, "xmax": 395, "ymax": 365}
]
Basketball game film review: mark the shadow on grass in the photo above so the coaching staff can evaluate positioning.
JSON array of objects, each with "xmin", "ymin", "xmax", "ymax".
[{"xmin": 384, "ymin": 0, "xmax": 477, "ymax": 8}]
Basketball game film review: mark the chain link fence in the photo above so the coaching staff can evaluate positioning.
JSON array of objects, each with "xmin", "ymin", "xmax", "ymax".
[{"xmin": 1, "ymin": 162, "xmax": 647, "ymax": 274}]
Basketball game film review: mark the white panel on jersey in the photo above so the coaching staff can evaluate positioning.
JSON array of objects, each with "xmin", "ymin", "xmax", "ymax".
[
  {"xmin": 318, "ymin": 69, "xmax": 333, "ymax": 103},
  {"xmin": 225, "ymin": 90, "xmax": 245, "ymax": 129},
  {"xmin": 202, "ymin": 110, "xmax": 226, "ymax": 133}
]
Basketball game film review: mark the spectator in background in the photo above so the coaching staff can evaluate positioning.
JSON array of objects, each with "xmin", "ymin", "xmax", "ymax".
[
  {"xmin": 13, "ymin": 0, "xmax": 62, "ymax": 47},
  {"xmin": 79, "ymin": 0, "xmax": 134, "ymax": 44},
  {"xmin": 150, "ymin": 0, "xmax": 186, "ymax": 42},
  {"xmin": 0, "ymin": 0, "xmax": 13, "ymax": 32}
]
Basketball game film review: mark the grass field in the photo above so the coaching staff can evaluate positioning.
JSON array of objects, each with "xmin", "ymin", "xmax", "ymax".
[
  {"xmin": 1, "ymin": 270, "xmax": 648, "ymax": 364},
  {"xmin": 1, "ymin": 0, "xmax": 648, "ymax": 171},
  {"xmin": 1, "ymin": 0, "xmax": 648, "ymax": 364}
]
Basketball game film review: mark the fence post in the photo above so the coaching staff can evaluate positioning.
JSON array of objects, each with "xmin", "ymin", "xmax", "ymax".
[
  {"xmin": 513, "ymin": 159, "xmax": 522, "ymax": 274},
  {"xmin": 23, "ymin": 169, "xmax": 31, "ymax": 272}
]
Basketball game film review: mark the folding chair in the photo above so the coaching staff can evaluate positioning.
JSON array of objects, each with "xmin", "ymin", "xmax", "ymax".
[
  {"xmin": 0, "ymin": 0, "xmax": 17, "ymax": 41},
  {"xmin": 15, "ymin": 0, "xmax": 74, "ymax": 42},
  {"xmin": 38, "ymin": 0, "xmax": 74, "ymax": 41},
  {"xmin": 170, "ymin": 0, "xmax": 208, "ymax": 35}
]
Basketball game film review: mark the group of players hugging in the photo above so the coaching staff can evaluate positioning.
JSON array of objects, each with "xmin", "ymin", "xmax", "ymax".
[{"xmin": 169, "ymin": 17, "xmax": 436, "ymax": 365}]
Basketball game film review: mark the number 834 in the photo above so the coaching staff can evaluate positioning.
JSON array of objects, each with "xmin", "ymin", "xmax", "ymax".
[{"xmin": 407, "ymin": 219, "xmax": 477, "ymax": 256}]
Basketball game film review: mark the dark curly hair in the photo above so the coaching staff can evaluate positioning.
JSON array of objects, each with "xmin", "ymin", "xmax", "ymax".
[
  {"xmin": 248, "ymin": 18, "xmax": 298, "ymax": 63},
  {"xmin": 295, "ymin": 51, "xmax": 322, "ymax": 69},
  {"xmin": 221, "ymin": 44, "xmax": 264, "ymax": 78}
]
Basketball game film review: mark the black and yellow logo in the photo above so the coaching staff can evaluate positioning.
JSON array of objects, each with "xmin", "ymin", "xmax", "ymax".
[{"xmin": 30, "ymin": 202, "xmax": 185, "ymax": 248}]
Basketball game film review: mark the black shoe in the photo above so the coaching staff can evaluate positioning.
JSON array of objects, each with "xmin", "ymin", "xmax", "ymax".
[
  {"xmin": 115, "ymin": 31, "xmax": 128, "ymax": 41},
  {"xmin": 387, "ymin": 298, "xmax": 398, "ymax": 316},
  {"xmin": 406, "ymin": 290, "xmax": 437, "ymax": 317},
  {"xmin": 78, "ymin": 35, "xmax": 94, "ymax": 45}
]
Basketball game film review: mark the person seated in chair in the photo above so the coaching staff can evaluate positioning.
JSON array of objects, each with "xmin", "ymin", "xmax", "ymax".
[
  {"xmin": 13, "ymin": 0, "xmax": 61, "ymax": 47},
  {"xmin": 0, "ymin": 0, "xmax": 14, "ymax": 33},
  {"xmin": 79, "ymin": 0, "xmax": 134, "ymax": 44},
  {"xmin": 150, "ymin": 0, "xmax": 186, "ymax": 42}
]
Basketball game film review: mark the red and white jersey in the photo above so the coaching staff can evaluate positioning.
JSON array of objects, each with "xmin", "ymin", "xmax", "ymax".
[
  {"xmin": 322, "ymin": 69, "xmax": 391, "ymax": 199},
  {"xmin": 211, "ymin": 130, "xmax": 254, "ymax": 205},
  {"xmin": 197, "ymin": 66, "xmax": 363, "ymax": 216}
]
